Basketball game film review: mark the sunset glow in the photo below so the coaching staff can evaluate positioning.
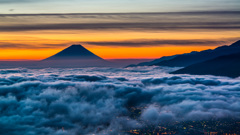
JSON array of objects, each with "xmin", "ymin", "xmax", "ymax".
[
  {"xmin": 0, "ymin": 0, "xmax": 239, "ymax": 60},
  {"xmin": 1, "ymin": 0, "xmax": 240, "ymax": 135},
  {"xmin": 0, "ymin": 29, "xmax": 239, "ymax": 60}
]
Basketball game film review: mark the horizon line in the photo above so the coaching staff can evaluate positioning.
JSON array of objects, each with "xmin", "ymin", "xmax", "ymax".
[{"xmin": 0, "ymin": 58, "xmax": 157, "ymax": 61}]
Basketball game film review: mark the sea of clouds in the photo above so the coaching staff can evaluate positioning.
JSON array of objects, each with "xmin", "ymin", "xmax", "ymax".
[{"xmin": 0, "ymin": 66, "xmax": 240, "ymax": 135}]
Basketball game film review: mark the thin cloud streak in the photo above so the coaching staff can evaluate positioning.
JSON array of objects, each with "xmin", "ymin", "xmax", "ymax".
[
  {"xmin": 0, "ymin": 11, "xmax": 240, "ymax": 32},
  {"xmin": 84, "ymin": 39, "xmax": 233, "ymax": 47},
  {"xmin": 1, "ymin": 22, "xmax": 240, "ymax": 32},
  {"xmin": 0, "ymin": 42, "xmax": 70, "ymax": 49},
  {"xmin": 0, "ymin": 38, "xmax": 239, "ymax": 49}
]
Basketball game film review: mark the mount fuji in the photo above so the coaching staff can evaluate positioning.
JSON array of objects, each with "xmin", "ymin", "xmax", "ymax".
[{"xmin": 41, "ymin": 44, "xmax": 111, "ymax": 68}]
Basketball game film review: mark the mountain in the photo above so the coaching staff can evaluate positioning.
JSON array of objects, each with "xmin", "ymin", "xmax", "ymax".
[
  {"xmin": 171, "ymin": 52, "xmax": 240, "ymax": 78},
  {"xmin": 41, "ymin": 44, "xmax": 111, "ymax": 67},
  {"xmin": 44, "ymin": 45, "xmax": 104, "ymax": 61},
  {"xmin": 130, "ymin": 40, "xmax": 240, "ymax": 67},
  {"xmin": 152, "ymin": 40, "xmax": 240, "ymax": 67},
  {"xmin": 108, "ymin": 59, "xmax": 154, "ymax": 67},
  {"xmin": 126, "ymin": 55, "xmax": 179, "ymax": 67}
]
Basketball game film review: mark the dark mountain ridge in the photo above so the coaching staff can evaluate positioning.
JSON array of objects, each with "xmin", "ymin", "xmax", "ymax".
[
  {"xmin": 130, "ymin": 40, "xmax": 240, "ymax": 67},
  {"xmin": 126, "ymin": 55, "xmax": 179, "ymax": 67},
  {"xmin": 172, "ymin": 51, "xmax": 240, "ymax": 78},
  {"xmin": 152, "ymin": 40, "xmax": 240, "ymax": 67}
]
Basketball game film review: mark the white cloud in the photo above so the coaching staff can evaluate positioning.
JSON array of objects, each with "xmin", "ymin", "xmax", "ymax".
[{"xmin": 0, "ymin": 66, "xmax": 239, "ymax": 134}]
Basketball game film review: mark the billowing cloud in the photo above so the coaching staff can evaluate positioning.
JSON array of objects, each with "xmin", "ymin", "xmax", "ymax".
[{"xmin": 0, "ymin": 66, "xmax": 239, "ymax": 134}]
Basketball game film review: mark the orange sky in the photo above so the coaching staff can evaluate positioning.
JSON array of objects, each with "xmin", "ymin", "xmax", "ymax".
[
  {"xmin": 0, "ymin": 29, "xmax": 239, "ymax": 60},
  {"xmin": 0, "ymin": 46, "xmax": 217, "ymax": 60},
  {"xmin": 1, "ymin": 11, "xmax": 240, "ymax": 60}
]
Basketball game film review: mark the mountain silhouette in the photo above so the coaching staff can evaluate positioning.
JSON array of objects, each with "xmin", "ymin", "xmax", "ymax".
[
  {"xmin": 41, "ymin": 44, "xmax": 111, "ymax": 67},
  {"xmin": 172, "ymin": 52, "xmax": 240, "ymax": 78},
  {"xmin": 126, "ymin": 55, "xmax": 179, "ymax": 67},
  {"xmin": 152, "ymin": 40, "xmax": 240, "ymax": 67},
  {"xmin": 44, "ymin": 45, "xmax": 104, "ymax": 61},
  {"xmin": 130, "ymin": 40, "xmax": 240, "ymax": 67}
]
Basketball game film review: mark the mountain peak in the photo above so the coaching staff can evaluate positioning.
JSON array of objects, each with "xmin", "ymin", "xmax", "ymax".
[
  {"xmin": 69, "ymin": 44, "xmax": 84, "ymax": 47},
  {"xmin": 43, "ymin": 44, "xmax": 103, "ymax": 61},
  {"xmin": 66, "ymin": 44, "xmax": 88, "ymax": 50}
]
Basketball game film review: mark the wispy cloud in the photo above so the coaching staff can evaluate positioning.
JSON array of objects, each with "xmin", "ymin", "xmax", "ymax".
[
  {"xmin": 1, "ymin": 22, "xmax": 240, "ymax": 32},
  {"xmin": 0, "ymin": 38, "xmax": 239, "ymax": 49},
  {"xmin": 1, "ymin": 11, "xmax": 240, "ymax": 32},
  {"xmin": 84, "ymin": 39, "xmax": 237, "ymax": 47},
  {"xmin": 0, "ymin": 42, "xmax": 71, "ymax": 49}
]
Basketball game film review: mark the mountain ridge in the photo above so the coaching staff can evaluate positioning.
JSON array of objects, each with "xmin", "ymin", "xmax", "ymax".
[
  {"xmin": 152, "ymin": 40, "xmax": 240, "ymax": 67},
  {"xmin": 171, "ymin": 51, "xmax": 240, "ymax": 78},
  {"xmin": 128, "ymin": 40, "xmax": 240, "ymax": 67}
]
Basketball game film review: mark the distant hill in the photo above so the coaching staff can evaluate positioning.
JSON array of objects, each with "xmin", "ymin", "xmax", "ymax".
[
  {"xmin": 152, "ymin": 40, "xmax": 240, "ymax": 67},
  {"xmin": 108, "ymin": 59, "xmax": 154, "ymax": 67},
  {"xmin": 129, "ymin": 40, "xmax": 240, "ymax": 67},
  {"xmin": 126, "ymin": 55, "xmax": 179, "ymax": 67},
  {"xmin": 172, "ymin": 52, "xmax": 240, "ymax": 78}
]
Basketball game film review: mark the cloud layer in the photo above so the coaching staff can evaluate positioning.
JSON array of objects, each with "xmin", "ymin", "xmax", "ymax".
[
  {"xmin": 84, "ymin": 39, "xmax": 230, "ymax": 47},
  {"xmin": 1, "ymin": 11, "xmax": 240, "ymax": 32},
  {"xmin": 0, "ymin": 66, "xmax": 239, "ymax": 134},
  {"xmin": 0, "ymin": 39, "xmax": 236, "ymax": 50},
  {"xmin": 0, "ymin": 11, "xmax": 239, "ymax": 51}
]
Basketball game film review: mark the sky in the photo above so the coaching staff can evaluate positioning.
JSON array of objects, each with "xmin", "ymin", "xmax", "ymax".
[
  {"xmin": 1, "ymin": 0, "xmax": 240, "ymax": 13},
  {"xmin": 0, "ymin": 0, "xmax": 240, "ymax": 60}
]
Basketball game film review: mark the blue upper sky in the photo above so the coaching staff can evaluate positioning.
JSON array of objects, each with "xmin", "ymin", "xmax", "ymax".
[{"xmin": 0, "ymin": 0, "xmax": 239, "ymax": 14}]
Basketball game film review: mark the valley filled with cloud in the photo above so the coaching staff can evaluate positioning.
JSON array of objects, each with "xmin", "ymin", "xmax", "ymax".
[{"xmin": 0, "ymin": 66, "xmax": 239, "ymax": 134}]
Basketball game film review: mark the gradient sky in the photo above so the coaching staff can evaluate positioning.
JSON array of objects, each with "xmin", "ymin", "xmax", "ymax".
[
  {"xmin": 1, "ymin": 0, "xmax": 240, "ymax": 13},
  {"xmin": 0, "ymin": 0, "xmax": 240, "ymax": 60}
]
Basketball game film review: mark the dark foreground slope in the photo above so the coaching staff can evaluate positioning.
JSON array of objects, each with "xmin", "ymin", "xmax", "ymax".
[{"xmin": 172, "ymin": 52, "xmax": 240, "ymax": 78}]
